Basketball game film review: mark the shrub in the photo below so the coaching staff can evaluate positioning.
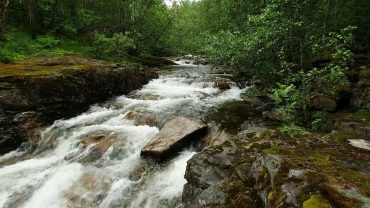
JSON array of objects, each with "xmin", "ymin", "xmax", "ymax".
[
  {"xmin": 93, "ymin": 33, "xmax": 135, "ymax": 59},
  {"xmin": 269, "ymin": 83, "xmax": 305, "ymax": 123},
  {"xmin": 0, "ymin": 48, "xmax": 15, "ymax": 63},
  {"xmin": 36, "ymin": 35, "xmax": 61, "ymax": 49}
]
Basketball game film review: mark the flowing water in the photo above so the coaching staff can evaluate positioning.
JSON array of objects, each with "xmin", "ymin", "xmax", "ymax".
[{"xmin": 0, "ymin": 62, "xmax": 245, "ymax": 208}]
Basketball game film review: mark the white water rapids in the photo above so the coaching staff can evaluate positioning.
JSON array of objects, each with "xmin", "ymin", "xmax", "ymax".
[{"xmin": 0, "ymin": 63, "xmax": 245, "ymax": 208}]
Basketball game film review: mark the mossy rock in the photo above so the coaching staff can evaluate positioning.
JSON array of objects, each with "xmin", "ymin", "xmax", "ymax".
[
  {"xmin": 303, "ymin": 195, "xmax": 332, "ymax": 208},
  {"xmin": 360, "ymin": 68, "xmax": 370, "ymax": 79},
  {"xmin": 205, "ymin": 101, "xmax": 261, "ymax": 134},
  {"xmin": 310, "ymin": 96, "xmax": 337, "ymax": 112}
]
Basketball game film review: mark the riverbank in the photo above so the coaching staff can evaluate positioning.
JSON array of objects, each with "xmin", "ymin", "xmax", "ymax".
[
  {"xmin": 179, "ymin": 54, "xmax": 370, "ymax": 207},
  {"xmin": 0, "ymin": 56, "xmax": 159, "ymax": 154},
  {"xmin": 184, "ymin": 103, "xmax": 370, "ymax": 208}
]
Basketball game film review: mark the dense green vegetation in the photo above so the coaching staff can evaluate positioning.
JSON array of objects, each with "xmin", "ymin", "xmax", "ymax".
[
  {"xmin": 167, "ymin": 0, "xmax": 370, "ymax": 129},
  {"xmin": 1, "ymin": 0, "xmax": 369, "ymax": 129}
]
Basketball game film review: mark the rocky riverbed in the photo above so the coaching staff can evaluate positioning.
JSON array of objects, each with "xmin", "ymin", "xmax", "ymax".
[
  {"xmin": 0, "ymin": 56, "xmax": 369, "ymax": 208},
  {"xmin": 0, "ymin": 56, "xmax": 158, "ymax": 154}
]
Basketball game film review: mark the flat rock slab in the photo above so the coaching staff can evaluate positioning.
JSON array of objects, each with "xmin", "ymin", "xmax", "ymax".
[{"xmin": 141, "ymin": 117, "xmax": 207, "ymax": 160}]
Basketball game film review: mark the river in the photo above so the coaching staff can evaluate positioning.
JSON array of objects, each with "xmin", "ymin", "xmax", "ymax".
[{"xmin": 0, "ymin": 62, "xmax": 245, "ymax": 208}]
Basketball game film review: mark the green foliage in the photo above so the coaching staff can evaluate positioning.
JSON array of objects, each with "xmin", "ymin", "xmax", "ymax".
[
  {"xmin": 0, "ymin": 48, "xmax": 15, "ymax": 63},
  {"xmin": 0, "ymin": 28, "xmax": 92, "ymax": 63},
  {"xmin": 310, "ymin": 112, "xmax": 334, "ymax": 132},
  {"xmin": 243, "ymin": 85, "xmax": 266, "ymax": 97},
  {"xmin": 269, "ymin": 84, "xmax": 305, "ymax": 123},
  {"xmin": 269, "ymin": 26, "xmax": 355, "ymax": 124},
  {"xmin": 36, "ymin": 35, "xmax": 61, "ymax": 49},
  {"xmin": 93, "ymin": 33, "xmax": 135, "ymax": 59},
  {"xmin": 277, "ymin": 124, "xmax": 310, "ymax": 139}
]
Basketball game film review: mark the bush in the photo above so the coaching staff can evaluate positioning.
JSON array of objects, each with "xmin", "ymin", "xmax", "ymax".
[
  {"xmin": 36, "ymin": 35, "xmax": 61, "ymax": 49},
  {"xmin": 94, "ymin": 33, "xmax": 135, "ymax": 59},
  {"xmin": 269, "ymin": 26, "xmax": 355, "ymax": 125},
  {"xmin": 0, "ymin": 48, "xmax": 15, "ymax": 63},
  {"xmin": 269, "ymin": 83, "xmax": 305, "ymax": 123}
]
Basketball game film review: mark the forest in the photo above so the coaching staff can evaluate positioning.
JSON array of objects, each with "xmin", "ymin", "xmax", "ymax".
[
  {"xmin": 1, "ymin": 0, "xmax": 370, "ymax": 127},
  {"xmin": 0, "ymin": 0, "xmax": 370, "ymax": 207}
]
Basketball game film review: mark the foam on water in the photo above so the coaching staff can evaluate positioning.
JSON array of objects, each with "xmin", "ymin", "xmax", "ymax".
[{"xmin": 0, "ymin": 64, "xmax": 245, "ymax": 208}]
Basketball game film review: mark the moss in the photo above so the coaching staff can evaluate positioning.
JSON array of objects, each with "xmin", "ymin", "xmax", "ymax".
[
  {"xmin": 335, "ymin": 110, "xmax": 370, "ymax": 126},
  {"xmin": 205, "ymin": 101, "xmax": 262, "ymax": 134},
  {"xmin": 267, "ymin": 190, "xmax": 287, "ymax": 207},
  {"xmin": 222, "ymin": 176, "xmax": 262, "ymax": 208},
  {"xmin": 360, "ymin": 68, "xmax": 370, "ymax": 79},
  {"xmin": 303, "ymin": 195, "xmax": 332, "ymax": 208},
  {"xmin": 321, "ymin": 186, "xmax": 363, "ymax": 208}
]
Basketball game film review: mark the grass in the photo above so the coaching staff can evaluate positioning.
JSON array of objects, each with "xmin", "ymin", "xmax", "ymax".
[{"xmin": 0, "ymin": 27, "xmax": 94, "ymax": 63}]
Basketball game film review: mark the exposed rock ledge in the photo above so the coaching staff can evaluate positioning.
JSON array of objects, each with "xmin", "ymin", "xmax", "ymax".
[
  {"xmin": 141, "ymin": 117, "xmax": 207, "ymax": 161},
  {"xmin": 0, "ymin": 56, "xmax": 158, "ymax": 154},
  {"xmin": 183, "ymin": 117, "xmax": 370, "ymax": 208}
]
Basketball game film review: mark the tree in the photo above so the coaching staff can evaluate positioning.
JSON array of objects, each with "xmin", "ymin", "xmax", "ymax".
[{"xmin": 0, "ymin": 0, "xmax": 9, "ymax": 41}]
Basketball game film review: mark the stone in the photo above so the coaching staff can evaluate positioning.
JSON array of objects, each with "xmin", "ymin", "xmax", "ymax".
[
  {"xmin": 78, "ymin": 132, "xmax": 118, "ymax": 162},
  {"xmin": 141, "ymin": 117, "xmax": 207, "ymax": 160},
  {"xmin": 124, "ymin": 111, "xmax": 159, "ymax": 126},
  {"xmin": 349, "ymin": 139, "xmax": 370, "ymax": 150},
  {"xmin": 309, "ymin": 94, "xmax": 337, "ymax": 112},
  {"xmin": 215, "ymin": 79, "xmax": 231, "ymax": 90},
  {"xmin": 242, "ymin": 96, "xmax": 273, "ymax": 111},
  {"xmin": 200, "ymin": 128, "xmax": 230, "ymax": 148},
  {"xmin": 182, "ymin": 106, "xmax": 370, "ymax": 208}
]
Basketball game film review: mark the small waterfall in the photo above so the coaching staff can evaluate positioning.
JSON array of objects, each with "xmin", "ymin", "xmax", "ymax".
[{"xmin": 0, "ymin": 64, "xmax": 245, "ymax": 208}]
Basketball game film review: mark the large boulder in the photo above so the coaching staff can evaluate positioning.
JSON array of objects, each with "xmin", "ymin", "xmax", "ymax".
[{"xmin": 141, "ymin": 117, "xmax": 207, "ymax": 160}]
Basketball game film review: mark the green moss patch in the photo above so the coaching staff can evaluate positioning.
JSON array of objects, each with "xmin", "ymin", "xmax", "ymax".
[{"xmin": 303, "ymin": 195, "xmax": 332, "ymax": 208}]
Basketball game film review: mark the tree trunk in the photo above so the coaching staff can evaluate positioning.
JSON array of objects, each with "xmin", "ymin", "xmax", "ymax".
[{"xmin": 0, "ymin": 0, "xmax": 10, "ymax": 41}]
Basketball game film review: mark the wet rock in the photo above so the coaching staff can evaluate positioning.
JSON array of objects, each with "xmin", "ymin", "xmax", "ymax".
[
  {"xmin": 138, "ymin": 94, "xmax": 159, "ymax": 100},
  {"xmin": 124, "ymin": 111, "xmax": 159, "ymax": 126},
  {"xmin": 129, "ymin": 162, "xmax": 147, "ymax": 181},
  {"xmin": 79, "ymin": 132, "xmax": 118, "ymax": 162},
  {"xmin": 141, "ymin": 117, "xmax": 207, "ymax": 160},
  {"xmin": 65, "ymin": 171, "xmax": 112, "ymax": 207},
  {"xmin": 215, "ymin": 79, "xmax": 231, "ymax": 90}
]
